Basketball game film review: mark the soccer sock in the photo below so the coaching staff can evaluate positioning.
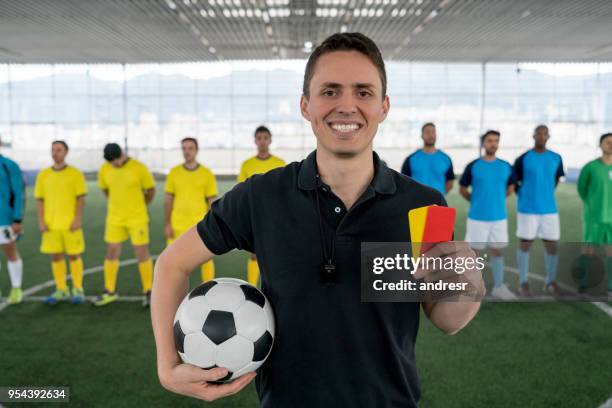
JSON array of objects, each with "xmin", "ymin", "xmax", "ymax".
[
  {"xmin": 138, "ymin": 259, "xmax": 153, "ymax": 294},
  {"xmin": 516, "ymin": 250, "xmax": 529, "ymax": 284},
  {"xmin": 69, "ymin": 258, "xmax": 84, "ymax": 290},
  {"xmin": 200, "ymin": 261, "xmax": 215, "ymax": 282},
  {"xmin": 51, "ymin": 259, "xmax": 68, "ymax": 291},
  {"xmin": 490, "ymin": 256, "xmax": 504, "ymax": 288},
  {"xmin": 8, "ymin": 258, "xmax": 23, "ymax": 289},
  {"xmin": 544, "ymin": 252, "xmax": 559, "ymax": 285},
  {"xmin": 103, "ymin": 259, "xmax": 119, "ymax": 293},
  {"xmin": 247, "ymin": 259, "xmax": 260, "ymax": 286}
]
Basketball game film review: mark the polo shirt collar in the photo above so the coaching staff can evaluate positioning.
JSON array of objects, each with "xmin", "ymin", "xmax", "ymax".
[{"xmin": 297, "ymin": 150, "xmax": 396, "ymax": 195}]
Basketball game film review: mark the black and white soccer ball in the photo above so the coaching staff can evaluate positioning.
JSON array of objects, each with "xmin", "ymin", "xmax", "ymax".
[{"xmin": 173, "ymin": 278, "xmax": 275, "ymax": 382}]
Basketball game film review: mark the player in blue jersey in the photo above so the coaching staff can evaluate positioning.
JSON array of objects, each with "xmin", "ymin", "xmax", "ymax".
[
  {"xmin": 460, "ymin": 130, "xmax": 516, "ymax": 299},
  {"xmin": 401, "ymin": 122, "xmax": 455, "ymax": 195},
  {"xmin": 513, "ymin": 125, "xmax": 565, "ymax": 296},
  {"xmin": 0, "ymin": 141, "xmax": 25, "ymax": 305}
]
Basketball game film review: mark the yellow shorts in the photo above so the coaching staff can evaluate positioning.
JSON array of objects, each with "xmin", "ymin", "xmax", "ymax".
[
  {"xmin": 105, "ymin": 223, "xmax": 149, "ymax": 245},
  {"xmin": 166, "ymin": 226, "xmax": 190, "ymax": 246},
  {"xmin": 41, "ymin": 229, "xmax": 85, "ymax": 255}
]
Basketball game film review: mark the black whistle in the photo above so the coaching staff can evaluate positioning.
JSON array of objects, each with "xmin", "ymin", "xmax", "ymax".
[{"xmin": 321, "ymin": 263, "xmax": 337, "ymax": 284}]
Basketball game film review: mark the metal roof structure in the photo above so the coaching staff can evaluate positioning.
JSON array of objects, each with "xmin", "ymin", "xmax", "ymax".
[{"xmin": 1, "ymin": 0, "xmax": 611, "ymax": 63}]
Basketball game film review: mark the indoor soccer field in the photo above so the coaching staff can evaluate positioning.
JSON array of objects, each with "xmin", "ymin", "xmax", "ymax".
[{"xmin": 0, "ymin": 179, "xmax": 610, "ymax": 408}]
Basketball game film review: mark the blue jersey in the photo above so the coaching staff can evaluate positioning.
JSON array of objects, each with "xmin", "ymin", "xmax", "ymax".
[
  {"xmin": 0, "ymin": 155, "xmax": 25, "ymax": 225},
  {"xmin": 460, "ymin": 158, "xmax": 515, "ymax": 221},
  {"xmin": 401, "ymin": 149, "xmax": 454, "ymax": 195},
  {"xmin": 514, "ymin": 149, "xmax": 564, "ymax": 214}
]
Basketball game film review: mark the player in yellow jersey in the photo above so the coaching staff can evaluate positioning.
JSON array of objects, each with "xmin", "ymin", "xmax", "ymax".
[
  {"xmin": 35, "ymin": 141, "xmax": 87, "ymax": 305},
  {"xmin": 238, "ymin": 126, "xmax": 286, "ymax": 285},
  {"xmin": 93, "ymin": 143, "xmax": 155, "ymax": 307},
  {"xmin": 165, "ymin": 137, "xmax": 218, "ymax": 282}
]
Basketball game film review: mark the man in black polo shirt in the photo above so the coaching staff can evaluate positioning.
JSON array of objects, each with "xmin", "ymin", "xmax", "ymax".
[{"xmin": 151, "ymin": 33, "xmax": 484, "ymax": 407}]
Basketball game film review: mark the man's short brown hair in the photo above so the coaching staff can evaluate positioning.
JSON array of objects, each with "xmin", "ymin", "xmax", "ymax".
[{"xmin": 302, "ymin": 32, "xmax": 387, "ymax": 99}]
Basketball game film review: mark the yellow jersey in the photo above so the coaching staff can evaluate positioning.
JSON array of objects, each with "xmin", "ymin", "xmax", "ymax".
[
  {"xmin": 34, "ymin": 165, "xmax": 87, "ymax": 230},
  {"xmin": 98, "ymin": 158, "xmax": 155, "ymax": 225},
  {"xmin": 165, "ymin": 164, "xmax": 218, "ymax": 230},
  {"xmin": 237, "ymin": 155, "xmax": 286, "ymax": 182}
]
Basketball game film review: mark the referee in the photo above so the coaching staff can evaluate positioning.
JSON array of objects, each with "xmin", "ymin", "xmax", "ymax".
[{"xmin": 151, "ymin": 32, "xmax": 484, "ymax": 407}]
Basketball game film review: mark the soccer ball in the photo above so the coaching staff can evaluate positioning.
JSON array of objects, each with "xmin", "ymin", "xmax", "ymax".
[{"xmin": 173, "ymin": 278, "xmax": 275, "ymax": 382}]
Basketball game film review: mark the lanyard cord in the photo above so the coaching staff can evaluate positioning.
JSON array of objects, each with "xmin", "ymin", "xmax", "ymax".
[{"xmin": 314, "ymin": 181, "xmax": 336, "ymax": 265}]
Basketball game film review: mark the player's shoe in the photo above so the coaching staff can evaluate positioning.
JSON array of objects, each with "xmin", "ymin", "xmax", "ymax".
[
  {"xmin": 8, "ymin": 288, "xmax": 23, "ymax": 304},
  {"xmin": 92, "ymin": 291, "xmax": 118, "ymax": 307},
  {"xmin": 71, "ymin": 288, "xmax": 85, "ymax": 305},
  {"xmin": 544, "ymin": 282, "xmax": 561, "ymax": 296},
  {"xmin": 518, "ymin": 282, "xmax": 532, "ymax": 297},
  {"xmin": 43, "ymin": 289, "xmax": 70, "ymax": 305},
  {"xmin": 142, "ymin": 291, "xmax": 151, "ymax": 308},
  {"xmin": 490, "ymin": 284, "xmax": 517, "ymax": 300}
]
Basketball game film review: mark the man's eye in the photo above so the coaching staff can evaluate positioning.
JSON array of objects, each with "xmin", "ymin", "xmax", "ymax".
[
  {"xmin": 323, "ymin": 90, "xmax": 336, "ymax": 96},
  {"xmin": 359, "ymin": 91, "xmax": 372, "ymax": 97}
]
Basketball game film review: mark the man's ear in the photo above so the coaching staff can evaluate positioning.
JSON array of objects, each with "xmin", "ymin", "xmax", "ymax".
[
  {"xmin": 380, "ymin": 95, "xmax": 390, "ymax": 123},
  {"xmin": 300, "ymin": 94, "xmax": 311, "ymax": 122}
]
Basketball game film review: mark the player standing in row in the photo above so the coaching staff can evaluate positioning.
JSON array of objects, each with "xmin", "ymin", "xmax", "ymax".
[
  {"xmin": 514, "ymin": 125, "xmax": 565, "ymax": 296},
  {"xmin": 165, "ymin": 137, "xmax": 218, "ymax": 282},
  {"xmin": 237, "ymin": 126, "xmax": 285, "ymax": 286},
  {"xmin": 460, "ymin": 130, "xmax": 516, "ymax": 299},
  {"xmin": 0, "ymin": 139, "xmax": 25, "ymax": 305},
  {"xmin": 94, "ymin": 143, "xmax": 156, "ymax": 307},
  {"xmin": 577, "ymin": 133, "xmax": 612, "ymax": 296},
  {"xmin": 35, "ymin": 141, "xmax": 87, "ymax": 305},
  {"xmin": 401, "ymin": 122, "xmax": 455, "ymax": 195}
]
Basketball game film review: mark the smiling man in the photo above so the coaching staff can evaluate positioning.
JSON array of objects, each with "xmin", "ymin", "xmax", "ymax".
[{"xmin": 151, "ymin": 32, "xmax": 484, "ymax": 407}]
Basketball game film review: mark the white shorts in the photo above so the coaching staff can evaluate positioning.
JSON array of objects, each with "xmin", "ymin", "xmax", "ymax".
[
  {"xmin": 516, "ymin": 213, "xmax": 560, "ymax": 241},
  {"xmin": 0, "ymin": 225, "xmax": 17, "ymax": 245},
  {"xmin": 465, "ymin": 218, "xmax": 508, "ymax": 250}
]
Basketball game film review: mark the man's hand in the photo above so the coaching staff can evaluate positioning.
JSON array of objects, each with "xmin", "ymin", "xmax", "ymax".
[
  {"xmin": 70, "ymin": 218, "xmax": 81, "ymax": 231},
  {"xmin": 159, "ymin": 363, "xmax": 256, "ymax": 402},
  {"xmin": 164, "ymin": 223, "xmax": 174, "ymax": 240},
  {"xmin": 12, "ymin": 222, "xmax": 23, "ymax": 235},
  {"xmin": 413, "ymin": 241, "xmax": 485, "ymax": 301}
]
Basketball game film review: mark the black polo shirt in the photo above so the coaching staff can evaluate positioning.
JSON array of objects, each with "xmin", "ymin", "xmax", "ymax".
[{"xmin": 197, "ymin": 150, "xmax": 444, "ymax": 408}]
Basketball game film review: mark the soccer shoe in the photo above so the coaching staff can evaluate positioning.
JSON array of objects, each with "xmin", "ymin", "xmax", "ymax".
[
  {"xmin": 490, "ymin": 284, "xmax": 517, "ymax": 300},
  {"xmin": 518, "ymin": 283, "xmax": 532, "ymax": 297},
  {"xmin": 43, "ymin": 289, "xmax": 70, "ymax": 305},
  {"xmin": 142, "ymin": 291, "xmax": 151, "ymax": 308},
  {"xmin": 92, "ymin": 291, "xmax": 118, "ymax": 307},
  {"xmin": 8, "ymin": 288, "xmax": 23, "ymax": 304},
  {"xmin": 71, "ymin": 288, "xmax": 85, "ymax": 305},
  {"xmin": 544, "ymin": 282, "xmax": 561, "ymax": 296}
]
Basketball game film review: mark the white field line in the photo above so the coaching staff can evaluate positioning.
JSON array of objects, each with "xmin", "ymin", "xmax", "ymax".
[
  {"xmin": 0, "ymin": 255, "xmax": 158, "ymax": 312},
  {"xmin": 504, "ymin": 266, "xmax": 612, "ymax": 318}
]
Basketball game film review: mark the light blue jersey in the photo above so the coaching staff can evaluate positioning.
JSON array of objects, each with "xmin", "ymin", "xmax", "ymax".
[
  {"xmin": 0, "ymin": 155, "xmax": 24, "ymax": 225},
  {"xmin": 460, "ymin": 158, "xmax": 515, "ymax": 221},
  {"xmin": 401, "ymin": 149, "xmax": 454, "ymax": 195},
  {"xmin": 514, "ymin": 149, "xmax": 564, "ymax": 214}
]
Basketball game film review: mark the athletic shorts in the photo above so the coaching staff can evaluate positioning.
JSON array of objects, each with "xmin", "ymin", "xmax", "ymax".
[
  {"xmin": 41, "ymin": 229, "xmax": 85, "ymax": 255},
  {"xmin": 166, "ymin": 225, "xmax": 189, "ymax": 246},
  {"xmin": 516, "ymin": 213, "xmax": 560, "ymax": 241},
  {"xmin": 465, "ymin": 218, "xmax": 508, "ymax": 250},
  {"xmin": 105, "ymin": 222, "xmax": 149, "ymax": 245},
  {"xmin": 0, "ymin": 225, "xmax": 17, "ymax": 245},
  {"xmin": 583, "ymin": 223, "xmax": 612, "ymax": 244}
]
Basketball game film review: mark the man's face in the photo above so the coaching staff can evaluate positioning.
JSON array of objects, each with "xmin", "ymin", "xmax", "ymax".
[
  {"xmin": 482, "ymin": 134, "xmax": 499, "ymax": 156},
  {"xmin": 422, "ymin": 125, "xmax": 436, "ymax": 147},
  {"xmin": 255, "ymin": 131, "xmax": 271, "ymax": 153},
  {"xmin": 601, "ymin": 136, "xmax": 612, "ymax": 155},
  {"xmin": 181, "ymin": 140, "xmax": 198, "ymax": 162},
  {"xmin": 110, "ymin": 155, "xmax": 125, "ymax": 168},
  {"xmin": 51, "ymin": 143, "xmax": 67, "ymax": 164},
  {"xmin": 300, "ymin": 50, "xmax": 389, "ymax": 158},
  {"xmin": 533, "ymin": 127, "xmax": 549, "ymax": 148}
]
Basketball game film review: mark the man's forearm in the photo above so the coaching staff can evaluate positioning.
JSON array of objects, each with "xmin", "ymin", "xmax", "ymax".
[
  {"xmin": 36, "ymin": 199, "xmax": 44, "ymax": 224},
  {"xmin": 75, "ymin": 196, "xmax": 85, "ymax": 222},
  {"xmin": 164, "ymin": 194, "xmax": 174, "ymax": 225}
]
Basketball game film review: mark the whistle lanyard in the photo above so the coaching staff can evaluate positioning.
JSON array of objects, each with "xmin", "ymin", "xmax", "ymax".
[{"xmin": 314, "ymin": 176, "xmax": 338, "ymax": 284}]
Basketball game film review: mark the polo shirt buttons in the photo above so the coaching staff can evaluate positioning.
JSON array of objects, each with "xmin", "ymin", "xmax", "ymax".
[{"xmin": 334, "ymin": 207, "xmax": 342, "ymax": 213}]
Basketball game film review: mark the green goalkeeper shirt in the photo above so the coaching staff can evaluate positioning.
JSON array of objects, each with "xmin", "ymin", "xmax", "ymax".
[{"xmin": 577, "ymin": 158, "xmax": 612, "ymax": 224}]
